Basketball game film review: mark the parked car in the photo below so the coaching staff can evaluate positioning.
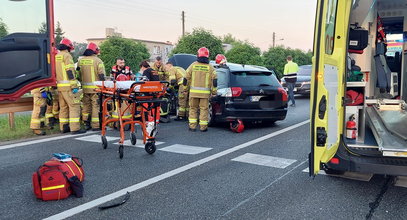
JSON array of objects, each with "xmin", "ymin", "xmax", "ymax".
[
  {"xmin": 168, "ymin": 54, "xmax": 288, "ymax": 125},
  {"xmin": 281, "ymin": 65, "xmax": 312, "ymax": 95}
]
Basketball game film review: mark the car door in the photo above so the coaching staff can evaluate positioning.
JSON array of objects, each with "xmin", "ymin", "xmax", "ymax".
[
  {"xmin": 0, "ymin": 0, "xmax": 55, "ymax": 101},
  {"xmin": 309, "ymin": 0, "xmax": 351, "ymax": 176}
]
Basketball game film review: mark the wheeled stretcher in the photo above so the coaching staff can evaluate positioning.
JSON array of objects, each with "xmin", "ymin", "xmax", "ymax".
[{"xmin": 95, "ymin": 80, "xmax": 168, "ymax": 158}]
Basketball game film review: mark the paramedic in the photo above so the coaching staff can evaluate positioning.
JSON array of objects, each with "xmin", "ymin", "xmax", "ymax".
[{"xmin": 283, "ymin": 56, "xmax": 299, "ymax": 107}]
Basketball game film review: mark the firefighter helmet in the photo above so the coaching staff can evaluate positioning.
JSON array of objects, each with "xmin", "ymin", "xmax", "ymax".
[
  {"xmin": 87, "ymin": 42, "xmax": 100, "ymax": 54},
  {"xmin": 197, "ymin": 47, "xmax": 209, "ymax": 58},
  {"xmin": 59, "ymin": 38, "xmax": 74, "ymax": 50},
  {"xmin": 230, "ymin": 119, "xmax": 244, "ymax": 133},
  {"xmin": 215, "ymin": 54, "xmax": 227, "ymax": 64}
]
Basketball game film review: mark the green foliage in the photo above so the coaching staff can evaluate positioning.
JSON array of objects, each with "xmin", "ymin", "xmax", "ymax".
[
  {"xmin": 222, "ymin": 33, "xmax": 242, "ymax": 45},
  {"xmin": 38, "ymin": 22, "xmax": 47, "ymax": 34},
  {"xmin": 99, "ymin": 37, "xmax": 150, "ymax": 75},
  {"xmin": 71, "ymin": 42, "xmax": 88, "ymax": 62},
  {"xmin": 171, "ymin": 28, "xmax": 224, "ymax": 60},
  {"xmin": 225, "ymin": 42, "xmax": 264, "ymax": 66},
  {"xmin": 0, "ymin": 18, "xmax": 8, "ymax": 38},
  {"xmin": 55, "ymin": 21, "xmax": 65, "ymax": 45},
  {"xmin": 263, "ymin": 46, "xmax": 312, "ymax": 79}
]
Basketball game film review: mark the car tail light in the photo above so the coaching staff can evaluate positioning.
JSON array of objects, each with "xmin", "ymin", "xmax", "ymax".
[
  {"xmin": 329, "ymin": 157, "xmax": 340, "ymax": 164},
  {"xmin": 231, "ymin": 87, "xmax": 242, "ymax": 97},
  {"xmin": 278, "ymin": 87, "xmax": 288, "ymax": 101},
  {"xmin": 218, "ymin": 87, "xmax": 242, "ymax": 97}
]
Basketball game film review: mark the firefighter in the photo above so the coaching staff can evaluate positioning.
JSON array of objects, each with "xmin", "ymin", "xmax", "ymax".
[
  {"xmin": 165, "ymin": 62, "xmax": 188, "ymax": 121},
  {"xmin": 152, "ymin": 56, "xmax": 168, "ymax": 81},
  {"xmin": 45, "ymin": 86, "xmax": 59, "ymax": 129},
  {"xmin": 185, "ymin": 47, "xmax": 217, "ymax": 132},
  {"xmin": 78, "ymin": 42, "xmax": 106, "ymax": 131},
  {"xmin": 111, "ymin": 58, "xmax": 133, "ymax": 80},
  {"xmin": 56, "ymin": 38, "xmax": 86, "ymax": 134},
  {"xmin": 30, "ymin": 87, "xmax": 48, "ymax": 135}
]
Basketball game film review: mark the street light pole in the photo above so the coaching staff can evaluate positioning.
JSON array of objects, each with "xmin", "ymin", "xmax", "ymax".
[{"xmin": 273, "ymin": 32, "xmax": 275, "ymax": 48}]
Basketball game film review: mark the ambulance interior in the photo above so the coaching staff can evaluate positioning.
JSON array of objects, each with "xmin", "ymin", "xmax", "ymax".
[{"xmin": 345, "ymin": 0, "xmax": 407, "ymax": 158}]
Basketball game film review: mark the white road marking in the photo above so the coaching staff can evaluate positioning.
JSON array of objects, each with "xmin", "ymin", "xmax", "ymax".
[
  {"xmin": 75, "ymin": 134, "xmax": 119, "ymax": 143},
  {"xmin": 232, "ymin": 153, "xmax": 297, "ymax": 169},
  {"xmin": 302, "ymin": 167, "xmax": 326, "ymax": 175},
  {"xmin": 44, "ymin": 120, "xmax": 310, "ymax": 220},
  {"xmin": 0, "ymin": 131, "xmax": 97, "ymax": 151},
  {"xmin": 160, "ymin": 144, "xmax": 212, "ymax": 155},
  {"xmin": 115, "ymin": 140, "xmax": 164, "ymax": 148}
]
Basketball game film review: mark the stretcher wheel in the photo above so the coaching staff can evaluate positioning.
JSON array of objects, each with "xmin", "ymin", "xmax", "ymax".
[
  {"xmin": 101, "ymin": 136, "xmax": 108, "ymax": 149},
  {"xmin": 145, "ymin": 142, "xmax": 156, "ymax": 154},
  {"xmin": 130, "ymin": 132, "xmax": 137, "ymax": 145},
  {"xmin": 119, "ymin": 145, "xmax": 124, "ymax": 159}
]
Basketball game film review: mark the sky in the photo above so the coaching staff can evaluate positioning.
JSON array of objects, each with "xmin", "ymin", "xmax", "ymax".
[{"xmin": 54, "ymin": 0, "xmax": 317, "ymax": 52}]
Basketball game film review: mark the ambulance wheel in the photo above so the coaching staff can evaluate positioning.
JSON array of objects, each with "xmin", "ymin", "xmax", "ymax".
[
  {"xmin": 119, "ymin": 145, "xmax": 124, "ymax": 159},
  {"xmin": 101, "ymin": 136, "xmax": 108, "ymax": 149},
  {"xmin": 145, "ymin": 142, "xmax": 156, "ymax": 154},
  {"xmin": 130, "ymin": 132, "xmax": 137, "ymax": 145}
]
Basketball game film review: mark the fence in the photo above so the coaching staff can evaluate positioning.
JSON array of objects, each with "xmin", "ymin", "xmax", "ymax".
[{"xmin": 0, "ymin": 97, "xmax": 33, "ymax": 129}]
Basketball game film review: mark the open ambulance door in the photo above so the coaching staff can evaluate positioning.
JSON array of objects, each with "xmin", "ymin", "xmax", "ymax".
[
  {"xmin": 0, "ymin": 0, "xmax": 55, "ymax": 101},
  {"xmin": 309, "ymin": 0, "xmax": 352, "ymax": 176}
]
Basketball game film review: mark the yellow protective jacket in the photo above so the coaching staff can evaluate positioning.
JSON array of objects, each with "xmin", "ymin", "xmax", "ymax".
[
  {"xmin": 185, "ymin": 61, "xmax": 217, "ymax": 99},
  {"xmin": 55, "ymin": 50, "xmax": 78, "ymax": 92},
  {"xmin": 152, "ymin": 63, "xmax": 168, "ymax": 81},
  {"xmin": 168, "ymin": 66, "xmax": 185, "ymax": 86},
  {"xmin": 78, "ymin": 55, "xmax": 106, "ymax": 93}
]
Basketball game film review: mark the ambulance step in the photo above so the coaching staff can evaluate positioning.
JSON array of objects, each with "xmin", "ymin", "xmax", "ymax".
[{"xmin": 365, "ymin": 106, "xmax": 407, "ymax": 157}]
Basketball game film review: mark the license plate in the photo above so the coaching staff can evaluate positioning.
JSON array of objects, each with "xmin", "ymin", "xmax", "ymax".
[
  {"xmin": 293, "ymin": 88, "xmax": 298, "ymax": 92},
  {"xmin": 250, "ymin": 96, "xmax": 263, "ymax": 102}
]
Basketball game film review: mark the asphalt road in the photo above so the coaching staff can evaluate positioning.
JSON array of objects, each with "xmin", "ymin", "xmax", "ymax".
[{"xmin": 1, "ymin": 96, "xmax": 406, "ymax": 220}]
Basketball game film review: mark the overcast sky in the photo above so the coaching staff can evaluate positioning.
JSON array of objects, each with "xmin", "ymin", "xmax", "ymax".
[{"xmin": 54, "ymin": 0, "xmax": 317, "ymax": 52}]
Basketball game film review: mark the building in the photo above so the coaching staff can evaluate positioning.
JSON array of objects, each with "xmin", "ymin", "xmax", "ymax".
[{"xmin": 87, "ymin": 28, "xmax": 174, "ymax": 62}]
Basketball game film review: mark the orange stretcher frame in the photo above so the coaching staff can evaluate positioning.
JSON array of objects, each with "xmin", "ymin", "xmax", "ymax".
[{"xmin": 95, "ymin": 81, "xmax": 168, "ymax": 159}]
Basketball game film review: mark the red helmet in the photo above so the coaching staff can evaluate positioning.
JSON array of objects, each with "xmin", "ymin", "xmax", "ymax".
[
  {"xmin": 59, "ymin": 38, "xmax": 74, "ymax": 50},
  {"xmin": 230, "ymin": 119, "xmax": 244, "ymax": 133},
  {"xmin": 116, "ymin": 73, "xmax": 130, "ymax": 81},
  {"xmin": 197, "ymin": 47, "xmax": 209, "ymax": 58},
  {"xmin": 87, "ymin": 42, "xmax": 100, "ymax": 54},
  {"xmin": 215, "ymin": 54, "xmax": 227, "ymax": 64}
]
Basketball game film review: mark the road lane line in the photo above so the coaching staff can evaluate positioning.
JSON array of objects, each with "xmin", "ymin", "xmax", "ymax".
[
  {"xmin": 232, "ymin": 153, "xmax": 297, "ymax": 168},
  {"xmin": 160, "ymin": 144, "xmax": 212, "ymax": 155},
  {"xmin": 44, "ymin": 120, "xmax": 310, "ymax": 220},
  {"xmin": 221, "ymin": 160, "xmax": 308, "ymax": 217},
  {"xmin": 0, "ymin": 131, "xmax": 97, "ymax": 151}
]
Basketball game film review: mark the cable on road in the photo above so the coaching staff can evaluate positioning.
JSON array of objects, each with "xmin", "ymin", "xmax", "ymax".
[
  {"xmin": 365, "ymin": 176, "xmax": 394, "ymax": 220},
  {"xmin": 98, "ymin": 192, "xmax": 130, "ymax": 210}
]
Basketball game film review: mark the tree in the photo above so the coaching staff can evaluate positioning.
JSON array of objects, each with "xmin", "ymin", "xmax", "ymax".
[
  {"xmin": 221, "ymin": 33, "xmax": 241, "ymax": 45},
  {"xmin": 55, "ymin": 21, "xmax": 65, "ymax": 45},
  {"xmin": 263, "ymin": 46, "xmax": 312, "ymax": 79},
  {"xmin": 171, "ymin": 28, "xmax": 224, "ymax": 60},
  {"xmin": 0, "ymin": 18, "xmax": 8, "ymax": 38},
  {"xmin": 71, "ymin": 42, "xmax": 88, "ymax": 62},
  {"xmin": 99, "ymin": 37, "xmax": 150, "ymax": 75},
  {"xmin": 225, "ymin": 42, "xmax": 264, "ymax": 66},
  {"xmin": 38, "ymin": 22, "xmax": 47, "ymax": 34}
]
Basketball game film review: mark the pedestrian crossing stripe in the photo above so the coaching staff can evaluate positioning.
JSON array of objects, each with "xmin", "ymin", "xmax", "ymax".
[
  {"xmin": 115, "ymin": 140, "xmax": 164, "ymax": 148},
  {"xmin": 160, "ymin": 144, "xmax": 212, "ymax": 155},
  {"xmin": 232, "ymin": 153, "xmax": 297, "ymax": 169},
  {"xmin": 75, "ymin": 134, "xmax": 119, "ymax": 142}
]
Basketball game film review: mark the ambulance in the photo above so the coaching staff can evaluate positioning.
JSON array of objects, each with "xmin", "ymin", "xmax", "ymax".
[{"xmin": 310, "ymin": 0, "xmax": 407, "ymax": 176}]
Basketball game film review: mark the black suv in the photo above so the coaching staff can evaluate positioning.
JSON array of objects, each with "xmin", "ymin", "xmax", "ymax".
[{"xmin": 209, "ymin": 63, "xmax": 288, "ymax": 125}]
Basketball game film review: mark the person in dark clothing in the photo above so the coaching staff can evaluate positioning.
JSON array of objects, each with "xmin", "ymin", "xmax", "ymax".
[{"xmin": 140, "ymin": 60, "xmax": 159, "ymax": 81}]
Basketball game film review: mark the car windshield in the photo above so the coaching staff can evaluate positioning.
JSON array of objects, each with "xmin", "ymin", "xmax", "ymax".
[
  {"xmin": 297, "ymin": 65, "xmax": 312, "ymax": 76},
  {"xmin": 230, "ymin": 71, "xmax": 280, "ymax": 87}
]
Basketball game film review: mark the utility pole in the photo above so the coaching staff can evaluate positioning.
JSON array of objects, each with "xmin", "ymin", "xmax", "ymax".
[
  {"xmin": 272, "ymin": 32, "xmax": 276, "ymax": 48},
  {"xmin": 182, "ymin": 11, "xmax": 185, "ymax": 37}
]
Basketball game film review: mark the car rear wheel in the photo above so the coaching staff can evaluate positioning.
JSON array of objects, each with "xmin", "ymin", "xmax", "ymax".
[{"xmin": 208, "ymin": 103, "xmax": 216, "ymax": 127}]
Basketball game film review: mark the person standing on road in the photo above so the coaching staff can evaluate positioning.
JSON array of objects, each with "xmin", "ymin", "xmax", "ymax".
[
  {"xmin": 185, "ymin": 47, "xmax": 217, "ymax": 132},
  {"xmin": 111, "ymin": 58, "xmax": 133, "ymax": 80},
  {"xmin": 283, "ymin": 56, "xmax": 299, "ymax": 107},
  {"xmin": 78, "ymin": 42, "xmax": 106, "ymax": 131},
  {"xmin": 165, "ymin": 62, "xmax": 188, "ymax": 121},
  {"xmin": 55, "ymin": 38, "xmax": 86, "ymax": 134},
  {"xmin": 30, "ymin": 87, "xmax": 48, "ymax": 135},
  {"xmin": 140, "ymin": 60, "xmax": 159, "ymax": 81},
  {"xmin": 45, "ymin": 86, "xmax": 59, "ymax": 129},
  {"xmin": 152, "ymin": 56, "xmax": 168, "ymax": 81}
]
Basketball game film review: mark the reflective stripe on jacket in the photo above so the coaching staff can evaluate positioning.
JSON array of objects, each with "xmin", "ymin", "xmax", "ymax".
[
  {"xmin": 55, "ymin": 50, "xmax": 77, "ymax": 91},
  {"xmin": 78, "ymin": 55, "xmax": 106, "ymax": 93},
  {"xmin": 185, "ymin": 61, "xmax": 217, "ymax": 99}
]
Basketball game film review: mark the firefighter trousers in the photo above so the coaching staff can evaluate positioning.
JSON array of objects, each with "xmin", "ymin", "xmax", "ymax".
[
  {"xmin": 82, "ymin": 93, "xmax": 100, "ymax": 128},
  {"xmin": 30, "ymin": 95, "xmax": 47, "ymax": 130},
  {"xmin": 178, "ymin": 86, "xmax": 189, "ymax": 117},
  {"xmin": 45, "ymin": 92, "xmax": 59, "ymax": 124},
  {"xmin": 188, "ymin": 97, "xmax": 209, "ymax": 130},
  {"xmin": 58, "ymin": 91, "xmax": 81, "ymax": 132}
]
